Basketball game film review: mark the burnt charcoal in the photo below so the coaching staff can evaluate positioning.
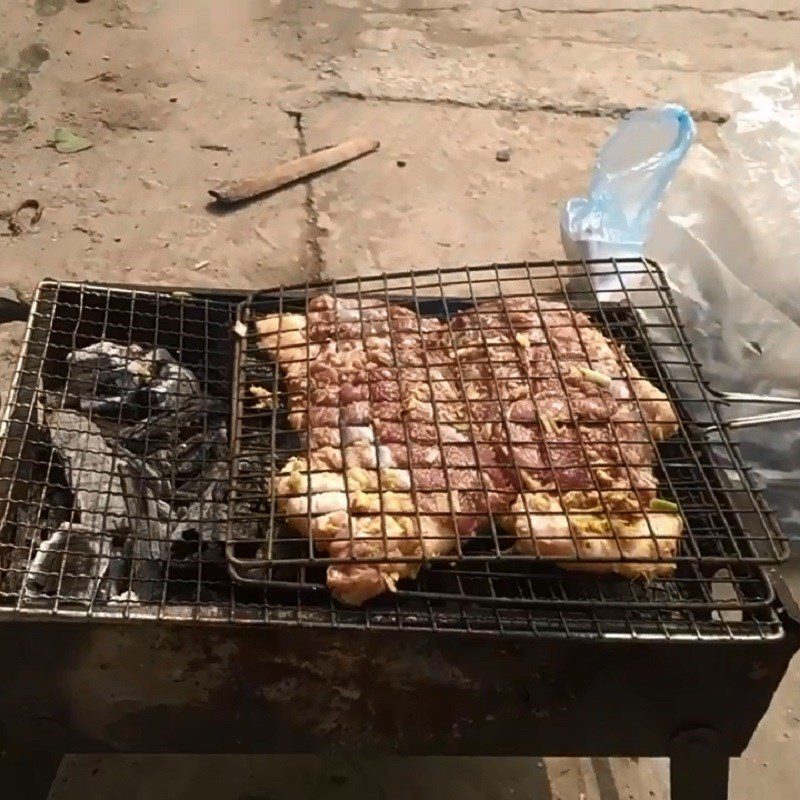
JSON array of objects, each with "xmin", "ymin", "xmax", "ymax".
[
  {"xmin": 104, "ymin": 536, "xmax": 163, "ymax": 603},
  {"xmin": 154, "ymin": 423, "xmax": 229, "ymax": 494},
  {"xmin": 173, "ymin": 446, "xmax": 228, "ymax": 496},
  {"xmin": 16, "ymin": 332, "xmax": 241, "ymax": 606},
  {"xmin": 117, "ymin": 461, "xmax": 171, "ymax": 553},
  {"xmin": 108, "ymin": 590, "xmax": 142, "ymax": 605},
  {"xmin": 113, "ymin": 448, "xmax": 172, "ymax": 505},
  {"xmin": 0, "ymin": 458, "xmax": 75, "ymax": 595},
  {"xmin": 31, "ymin": 409, "xmax": 172, "ymax": 601},
  {"xmin": 24, "ymin": 522, "xmax": 113, "ymax": 601},
  {"xmin": 118, "ymin": 397, "xmax": 229, "ymax": 481},
  {"xmin": 62, "ymin": 341, "xmax": 201, "ymax": 419},
  {"xmin": 147, "ymin": 354, "xmax": 201, "ymax": 411},
  {"xmin": 119, "ymin": 396, "xmax": 229, "ymax": 445},
  {"xmin": 169, "ymin": 539, "xmax": 227, "ymax": 573},
  {"xmin": 118, "ymin": 406, "xmax": 186, "ymax": 450},
  {"xmin": 117, "ymin": 460, "xmax": 170, "ymax": 600},
  {"xmin": 62, "ymin": 341, "xmax": 148, "ymax": 412},
  {"xmin": 168, "ymin": 461, "xmax": 230, "ymax": 544},
  {"xmin": 167, "ymin": 456, "xmax": 260, "ymax": 588},
  {"xmin": 47, "ymin": 485, "xmax": 77, "ymax": 527},
  {"xmin": 128, "ymin": 548, "xmax": 164, "ymax": 601},
  {"xmin": 1, "ymin": 540, "xmax": 34, "ymax": 594},
  {"xmin": 46, "ymin": 409, "xmax": 132, "ymax": 533},
  {"xmin": 105, "ymin": 549, "xmax": 129, "ymax": 597}
]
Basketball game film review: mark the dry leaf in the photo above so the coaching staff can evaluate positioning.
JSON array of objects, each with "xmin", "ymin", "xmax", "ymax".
[{"xmin": 52, "ymin": 127, "xmax": 92, "ymax": 154}]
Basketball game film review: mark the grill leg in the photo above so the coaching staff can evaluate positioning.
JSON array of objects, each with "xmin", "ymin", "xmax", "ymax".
[
  {"xmin": 669, "ymin": 728, "xmax": 729, "ymax": 800},
  {"xmin": 0, "ymin": 752, "xmax": 63, "ymax": 800}
]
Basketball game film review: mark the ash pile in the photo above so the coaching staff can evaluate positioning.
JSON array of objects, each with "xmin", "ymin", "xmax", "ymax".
[{"xmin": 3, "ymin": 340, "xmax": 254, "ymax": 605}]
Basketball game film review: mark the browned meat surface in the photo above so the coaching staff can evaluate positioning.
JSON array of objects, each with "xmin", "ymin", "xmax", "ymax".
[
  {"xmin": 257, "ymin": 294, "xmax": 515, "ymax": 604},
  {"xmin": 448, "ymin": 296, "xmax": 679, "ymax": 570},
  {"xmin": 256, "ymin": 292, "xmax": 682, "ymax": 605}
]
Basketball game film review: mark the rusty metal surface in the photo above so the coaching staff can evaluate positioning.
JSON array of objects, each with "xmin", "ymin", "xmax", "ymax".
[{"xmin": 0, "ymin": 608, "xmax": 797, "ymax": 758}]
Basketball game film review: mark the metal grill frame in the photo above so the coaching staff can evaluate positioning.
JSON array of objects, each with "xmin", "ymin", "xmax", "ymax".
[
  {"xmin": 0, "ymin": 588, "xmax": 797, "ymax": 800},
  {"xmin": 225, "ymin": 260, "xmax": 788, "ymax": 614},
  {"xmin": 0, "ymin": 278, "xmax": 798, "ymax": 800},
  {"xmin": 0, "ymin": 274, "xmax": 787, "ymax": 641}
]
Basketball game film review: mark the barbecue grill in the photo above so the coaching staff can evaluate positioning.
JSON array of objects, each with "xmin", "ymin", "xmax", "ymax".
[{"xmin": 0, "ymin": 263, "xmax": 797, "ymax": 800}]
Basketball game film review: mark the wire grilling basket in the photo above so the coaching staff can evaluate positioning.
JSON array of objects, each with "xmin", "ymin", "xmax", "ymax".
[
  {"xmin": 225, "ymin": 259, "xmax": 790, "ymax": 612},
  {"xmin": 0, "ymin": 267, "xmax": 791, "ymax": 636}
]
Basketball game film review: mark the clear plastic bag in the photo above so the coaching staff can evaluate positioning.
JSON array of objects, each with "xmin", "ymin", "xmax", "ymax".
[
  {"xmin": 562, "ymin": 68, "xmax": 800, "ymax": 541},
  {"xmin": 560, "ymin": 104, "xmax": 695, "ymax": 291}
]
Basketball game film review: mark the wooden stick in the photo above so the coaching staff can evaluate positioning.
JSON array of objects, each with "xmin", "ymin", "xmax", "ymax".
[{"xmin": 208, "ymin": 137, "xmax": 380, "ymax": 204}]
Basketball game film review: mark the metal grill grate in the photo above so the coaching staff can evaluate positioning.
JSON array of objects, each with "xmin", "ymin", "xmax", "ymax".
[
  {"xmin": 0, "ymin": 281, "xmax": 238, "ymax": 618},
  {"xmin": 226, "ymin": 259, "xmax": 787, "ymax": 613},
  {"xmin": 0, "ymin": 275, "xmax": 786, "ymax": 640}
]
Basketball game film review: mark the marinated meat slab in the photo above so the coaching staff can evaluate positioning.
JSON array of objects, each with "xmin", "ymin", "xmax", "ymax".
[
  {"xmin": 256, "ymin": 293, "xmax": 682, "ymax": 604},
  {"xmin": 449, "ymin": 297, "xmax": 681, "ymax": 578},
  {"xmin": 257, "ymin": 295, "xmax": 515, "ymax": 605}
]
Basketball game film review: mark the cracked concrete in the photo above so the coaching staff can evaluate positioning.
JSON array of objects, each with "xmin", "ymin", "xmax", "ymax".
[
  {"xmin": 1, "ymin": 0, "xmax": 799, "ymax": 798},
  {"xmin": 325, "ymin": 88, "xmax": 731, "ymax": 122},
  {"xmin": 288, "ymin": 110, "xmax": 326, "ymax": 277},
  {"xmin": 497, "ymin": 3, "xmax": 800, "ymax": 22},
  {"xmin": 303, "ymin": 99, "xmax": 608, "ymax": 277}
]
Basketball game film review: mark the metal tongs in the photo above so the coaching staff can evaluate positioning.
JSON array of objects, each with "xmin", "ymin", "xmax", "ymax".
[{"xmin": 708, "ymin": 391, "xmax": 800, "ymax": 432}]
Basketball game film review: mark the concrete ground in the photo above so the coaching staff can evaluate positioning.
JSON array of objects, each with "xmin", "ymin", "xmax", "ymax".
[{"xmin": 1, "ymin": 0, "xmax": 799, "ymax": 797}]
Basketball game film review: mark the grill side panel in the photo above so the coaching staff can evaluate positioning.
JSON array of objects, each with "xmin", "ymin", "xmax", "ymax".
[{"xmin": 0, "ymin": 617, "xmax": 796, "ymax": 754}]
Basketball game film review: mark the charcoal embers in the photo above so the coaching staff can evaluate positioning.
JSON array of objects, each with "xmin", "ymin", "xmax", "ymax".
[
  {"xmin": 22, "ymin": 339, "xmax": 236, "ymax": 605},
  {"xmin": 62, "ymin": 341, "xmax": 200, "ymax": 417}
]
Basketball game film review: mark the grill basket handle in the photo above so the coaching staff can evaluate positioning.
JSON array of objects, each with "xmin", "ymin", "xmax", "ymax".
[{"xmin": 707, "ymin": 392, "xmax": 800, "ymax": 432}]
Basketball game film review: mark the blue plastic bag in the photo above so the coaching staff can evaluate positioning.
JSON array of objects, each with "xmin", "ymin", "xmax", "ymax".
[{"xmin": 560, "ymin": 105, "xmax": 696, "ymax": 282}]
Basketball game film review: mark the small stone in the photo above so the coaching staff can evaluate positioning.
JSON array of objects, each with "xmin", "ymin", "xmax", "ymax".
[
  {"xmin": 495, "ymin": 148, "xmax": 511, "ymax": 163},
  {"xmin": 396, "ymin": 159, "xmax": 406, "ymax": 168},
  {"xmin": 102, "ymin": 55, "xmax": 110, "ymax": 61}
]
